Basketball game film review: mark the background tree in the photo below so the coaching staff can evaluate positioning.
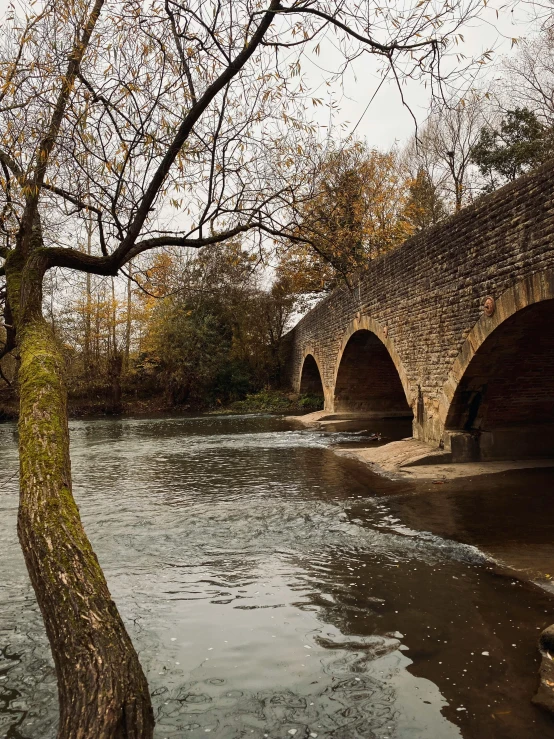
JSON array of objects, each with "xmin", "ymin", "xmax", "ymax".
[
  {"xmin": 139, "ymin": 241, "xmax": 297, "ymax": 404},
  {"xmin": 403, "ymin": 167, "xmax": 447, "ymax": 232},
  {"xmin": 500, "ymin": 29, "xmax": 554, "ymax": 126},
  {"xmin": 471, "ymin": 107, "xmax": 554, "ymax": 191},
  {"xmin": 278, "ymin": 142, "xmax": 414, "ymax": 292},
  {"xmin": 0, "ymin": 0, "xmax": 513, "ymax": 735},
  {"xmin": 405, "ymin": 94, "xmax": 487, "ymax": 211}
]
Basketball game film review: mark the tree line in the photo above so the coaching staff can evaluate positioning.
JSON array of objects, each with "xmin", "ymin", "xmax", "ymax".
[
  {"xmin": 58, "ymin": 242, "xmax": 300, "ymax": 413},
  {"xmin": 5, "ymin": 42, "xmax": 554, "ymax": 416}
]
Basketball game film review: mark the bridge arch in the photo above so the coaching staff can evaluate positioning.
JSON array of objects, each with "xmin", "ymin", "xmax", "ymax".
[
  {"xmin": 298, "ymin": 352, "xmax": 324, "ymax": 394},
  {"xmin": 440, "ymin": 271, "xmax": 554, "ymax": 460},
  {"xmin": 296, "ymin": 349, "xmax": 332, "ymax": 408},
  {"xmin": 332, "ymin": 316, "xmax": 413, "ymax": 416}
]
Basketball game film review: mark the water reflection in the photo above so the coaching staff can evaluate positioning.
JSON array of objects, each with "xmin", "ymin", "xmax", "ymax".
[{"xmin": 0, "ymin": 416, "xmax": 553, "ymax": 738}]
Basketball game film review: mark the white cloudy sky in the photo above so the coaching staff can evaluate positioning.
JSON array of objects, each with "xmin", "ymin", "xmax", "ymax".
[
  {"xmin": 301, "ymin": 2, "xmax": 540, "ymax": 150},
  {"xmin": 0, "ymin": 0, "xmax": 540, "ymax": 153}
]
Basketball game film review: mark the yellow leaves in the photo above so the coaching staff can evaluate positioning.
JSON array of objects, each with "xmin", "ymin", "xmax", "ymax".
[
  {"xmin": 279, "ymin": 143, "xmax": 416, "ymax": 293},
  {"xmin": 289, "ymin": 60, "xmax": 301, "ymax": 77},
  {"xmin": 20, "ymin": 182, "xmax": 39, "ymax": 198}
]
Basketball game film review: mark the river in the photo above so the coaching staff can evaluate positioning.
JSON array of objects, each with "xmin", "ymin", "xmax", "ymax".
[{"xmin": 1, "ymin": 414, "xmax": 553, "ymax": 739}]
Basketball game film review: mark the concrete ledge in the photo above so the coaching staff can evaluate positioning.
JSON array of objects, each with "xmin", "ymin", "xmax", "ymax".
[
  {"xmin": 335, "ymin": 438, "xmax": 554, "ymax": 480},
  {"xmin": 447, "ymin": 426, "xmax": 554, "ymax": 462},
  {"xmin": 285, "ymin": 410, "xmax": 332, "ymax": 427},
  {"xmin": 286, "ymin": 411, "xmax": 412, "ymax": 428},
  {"xmin": 335, "ymin": 438, "xmax": 451, "ymax": 477}
]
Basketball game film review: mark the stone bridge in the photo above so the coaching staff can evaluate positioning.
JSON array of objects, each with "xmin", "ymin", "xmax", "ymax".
[{"xmin": 282, "ymin": 162, "xmax": 554, "ymax": 462}]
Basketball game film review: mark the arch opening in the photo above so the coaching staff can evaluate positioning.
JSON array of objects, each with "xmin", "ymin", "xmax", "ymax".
[
  {"xmin": 446, "ymin": 300, "xmax": 554, "ymax": 461},
  {"xmin": 333, "ymin": 330, "xmax": 412, "ymax": 417},
  {"xmin": 299, "ymin": 354, "xmax": 324, "ymax": 406}
]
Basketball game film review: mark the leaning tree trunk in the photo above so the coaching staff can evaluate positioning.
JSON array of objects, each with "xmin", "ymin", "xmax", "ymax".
[{"xmin": 15, "ymin": 308, "xmax": 154, "ymax": 738}]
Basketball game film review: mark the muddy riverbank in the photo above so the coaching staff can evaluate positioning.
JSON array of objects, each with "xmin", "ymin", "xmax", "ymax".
[{"xmin": 289, "ymin": 411, "xmax": 554, "ymax": 482}]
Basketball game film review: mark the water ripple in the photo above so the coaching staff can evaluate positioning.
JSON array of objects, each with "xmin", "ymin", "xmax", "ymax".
[{"xmin": 1, "ymin": 415, "xmax": 552, "ymax": 738}]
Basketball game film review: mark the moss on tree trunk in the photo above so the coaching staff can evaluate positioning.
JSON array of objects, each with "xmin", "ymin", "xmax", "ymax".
[{"xmin": 16, "ymin": 308, "xmax": 154, "ymax": 737}]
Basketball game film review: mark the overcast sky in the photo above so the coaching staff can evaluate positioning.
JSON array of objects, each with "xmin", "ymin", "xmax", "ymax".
[
  {"xmin": 301, "ymin": 1, "xmax": 539, "ymax": 151},
  {"xmin": 0, "ymin": 0, "xmax": 538, "ymax": 152}
]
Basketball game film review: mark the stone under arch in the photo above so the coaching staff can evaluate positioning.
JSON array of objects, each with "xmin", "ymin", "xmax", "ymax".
[
  {"xmin": 440, "ymin": 271, "xmax": 554, "ymax": 461},
  {"xmin": 332, "ymin": 319, "xmax": 413, "ymax": 417}
]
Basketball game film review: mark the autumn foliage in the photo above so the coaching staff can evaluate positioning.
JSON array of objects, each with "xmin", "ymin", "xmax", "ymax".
[{"xmin": 278, "ymin": 142, "xmax": 425, "ymax": 292}]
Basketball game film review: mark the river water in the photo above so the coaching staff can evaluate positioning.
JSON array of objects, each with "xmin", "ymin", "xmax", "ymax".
[{"xmin": 1, "ymin": 414, "xmax": 553, "ymax": 739}]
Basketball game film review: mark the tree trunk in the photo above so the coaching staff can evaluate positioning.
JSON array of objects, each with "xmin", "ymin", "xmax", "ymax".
[
  {"xmin": 16, "ymin": 309, "xmax": 154, "ymax": 738},
  {"xmin": 108, "ymin": 350, "xmax": 123, "ymax": 414},
  {"xmin": 124, "ymin": 263, "xmax": 132, "ymax": 373},
  {"xmin": 85, "ymin": 215, "xmax": 93, "ymax": 377},
  {"xmin": 455, "ymin": 180, "xmax": 462, "ymax": 211}
]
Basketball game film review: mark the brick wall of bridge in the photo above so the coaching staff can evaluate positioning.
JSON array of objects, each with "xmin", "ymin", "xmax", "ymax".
[{"xmin": 282, "ymin": 160, "xmax": 554, "ymax": 449}]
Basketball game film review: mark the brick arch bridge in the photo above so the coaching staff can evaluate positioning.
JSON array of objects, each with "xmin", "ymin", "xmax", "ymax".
[{"xmin": 282, "ymin": 162, "xmax": 554, "ymax": 462}]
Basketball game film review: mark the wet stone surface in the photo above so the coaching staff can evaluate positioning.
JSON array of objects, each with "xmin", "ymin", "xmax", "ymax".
[{"xmin": 0, "ymin": 414, "xmax": 553, "ymax": 739}]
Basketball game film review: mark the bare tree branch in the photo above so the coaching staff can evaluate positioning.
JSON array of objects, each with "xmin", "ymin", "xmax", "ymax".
[
  {"xmin": 274, "ymin": 4, "xmax": 438, "ymax": 54},
  {"xmin": 112, "ymin": 0, "xmax": 281, "ymax": 264},
  {"xmin": 19, "ymin": 0, "xmax": 106, "ymax": 252}
]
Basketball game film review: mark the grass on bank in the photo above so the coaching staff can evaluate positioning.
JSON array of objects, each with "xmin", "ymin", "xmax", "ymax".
[
  {"xmin": 0, "ymin": 387, "xmax": 324, "ymax": 420},
  {"xmin": 215, "ymin": 389, "xmax": 324, "ymax": 414}
]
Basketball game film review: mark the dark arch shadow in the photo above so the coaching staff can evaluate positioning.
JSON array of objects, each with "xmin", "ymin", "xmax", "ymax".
[
  {"xmin": 299, "ymin": 354, "xmax": 325, "ymax": 400},
  {"xmin": 333, "ymin": 330, "xmax": 412, "ymax": 418},
  {"xmin": 446, "ymin": 299, "xmax": 554, "ymax": 460}
]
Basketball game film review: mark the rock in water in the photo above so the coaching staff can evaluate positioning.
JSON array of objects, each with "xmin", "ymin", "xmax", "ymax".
[{"xmin": 533, "ymin": 625, "xmax": 554, "ymax": 713}]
